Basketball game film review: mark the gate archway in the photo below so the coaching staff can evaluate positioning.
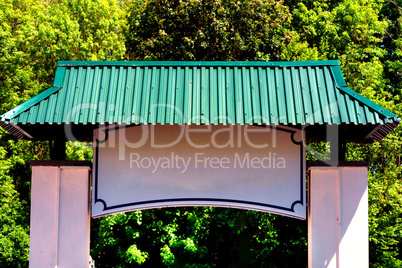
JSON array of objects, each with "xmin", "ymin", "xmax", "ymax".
[{"xmin": 1, "ymin": 60, "xmax": 399, "ymax": 267}]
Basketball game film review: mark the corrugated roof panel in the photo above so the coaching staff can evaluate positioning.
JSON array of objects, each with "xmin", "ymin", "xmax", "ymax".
[
  {"xmin": 301, "ymin": 70, "xmax": 310, "ymax": 124},
  {"xmin": 0, "ymin": 60, "xmax": 399, "ymax": 141},
  {"xmin": 363, "ymin": 105, "xmax": 374, "ymax": 124},
  {"xmin": 316, "ymin": 67, "xmax": 330, "ymax": 123},
  {"xmin": 323, "ymin": 67, "xmax": 336, "ymax": 124},
  {"xmin": 233, "ymin": 67, "xmax": 242, "ymax": 125},
  {"xmin": 293, "ymin": 67, "xmax": 303, "ymax": 124},
  {"xmin": 282, "ymin": 68, "xmax": 292, "ymax": 124}
]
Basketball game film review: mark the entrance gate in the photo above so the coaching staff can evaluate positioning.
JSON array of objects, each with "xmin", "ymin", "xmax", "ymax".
[{"xmin": 0, "ymin": 60, "xmax": 399, "ymax": 267}]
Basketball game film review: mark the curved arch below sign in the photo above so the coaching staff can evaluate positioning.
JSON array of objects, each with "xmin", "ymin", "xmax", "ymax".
[{"xmin": 92, "ymin": 197, "xmax": 305, "ymax": 219}]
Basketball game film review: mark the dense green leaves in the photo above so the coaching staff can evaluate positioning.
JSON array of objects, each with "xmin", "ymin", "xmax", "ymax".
[
  {"xmin": 126, "ymin": 0, "xmax": 292, "ymax": 61},
  {"xmin": 0, "ymin": 128, "xmax": 46, "ymax": 267},
  {"xmin": 0, "ymin": 0, "xmax": 126, "ymax": 115},
  {"xmin": 91, "ymin": 207, "xmax": 306, "ymax": 267},
  {"xmin": 380, "ymin": 0, "xmax": 402, "ymax": 97}
]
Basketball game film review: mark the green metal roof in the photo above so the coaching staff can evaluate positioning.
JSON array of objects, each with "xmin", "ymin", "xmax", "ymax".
[{"xmin": 0, "ymin": 60, "xmax": 399, "ymax": 142}]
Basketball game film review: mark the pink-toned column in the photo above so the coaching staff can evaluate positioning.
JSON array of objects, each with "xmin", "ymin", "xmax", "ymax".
[
  {"xmin": 29, "ymin": 161, "xmax": 91, "ymax": 268},
  {"xmin": 308, "ymin": 162, "xmax": 369, "ymax": 268}
]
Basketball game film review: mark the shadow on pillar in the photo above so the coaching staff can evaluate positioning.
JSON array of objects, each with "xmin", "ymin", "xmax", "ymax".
[{"xmin": 308, "ymin": 161, "xmax": 369, "ymax": 268}]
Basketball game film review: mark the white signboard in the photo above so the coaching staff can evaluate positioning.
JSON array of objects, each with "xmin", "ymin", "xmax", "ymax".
[{"xmin": 92, "ymin": 124, "xmax": 305, "ymax": 219}]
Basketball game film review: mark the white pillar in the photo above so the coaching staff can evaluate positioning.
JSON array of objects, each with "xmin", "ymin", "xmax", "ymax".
[
  {"xmin": 308, "ymin": 163, "xmax": 368, "ymax": 268},
  {"xmin": 29, "ymin": 161, "xmax": 91, "ymax": 268}
]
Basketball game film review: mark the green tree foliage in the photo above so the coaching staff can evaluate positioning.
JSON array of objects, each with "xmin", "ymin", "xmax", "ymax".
[
  {"xmin": 91, "ymin": 207, "xmax": 306, "ymax": 267},
  {"xmin": 380, "ymin": 0, "xmax": 402, "ymax": 98},
  {"xmin": 284, "ymin": 0, "xmax": 388, "ymax": 94},
  {"xmin": 0, "ymin": 0, "xmax": 126, "ymax": 114},
  {"xmin": 0, "ymin": 131, "xmax": 30, "ymax": 267},
  {"xmin": 365, "ymin": 133, "xmax": 402, "ymax": 267},
  {"xmin": 126, "ymin": 0, "xmax": 292, "ymax": 61}
]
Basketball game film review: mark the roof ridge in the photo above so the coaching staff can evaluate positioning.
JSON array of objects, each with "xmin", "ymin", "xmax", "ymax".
[{"xmin": 57, "ymin": 60, "xmax": 341, "ymax": 68}]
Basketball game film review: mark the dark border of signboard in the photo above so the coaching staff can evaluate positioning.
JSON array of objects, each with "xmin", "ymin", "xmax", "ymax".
[{"xmin": 93, "ymin": 125, "xmax": 305, "ymax": 217}]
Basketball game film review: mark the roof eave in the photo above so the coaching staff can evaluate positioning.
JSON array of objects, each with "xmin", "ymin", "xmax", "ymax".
[
  {"xmin": 1, "ymin": 120, "xmax": 399, "ymax": 143},
  {"xmin": 0, "ymin": 121, "xmax": 33, "ymax": 139}
]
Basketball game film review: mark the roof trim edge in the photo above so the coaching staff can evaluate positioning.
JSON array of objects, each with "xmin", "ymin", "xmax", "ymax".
[
  {"xmin": 0, "ymin": 86, "xmax": 63, "ymax": 120},
  {"xmin": 330, "ymin": 66, "xmax": 400, "ymax": 120},
  {"xmin": 0, "ymin": 67, "xmax": 66, "ymax": 121}
]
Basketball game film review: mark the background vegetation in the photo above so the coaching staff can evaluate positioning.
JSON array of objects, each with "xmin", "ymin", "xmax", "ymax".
[{"xmin": 0, "ymin": 0, "xmax": 401, "ymax": 267}]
